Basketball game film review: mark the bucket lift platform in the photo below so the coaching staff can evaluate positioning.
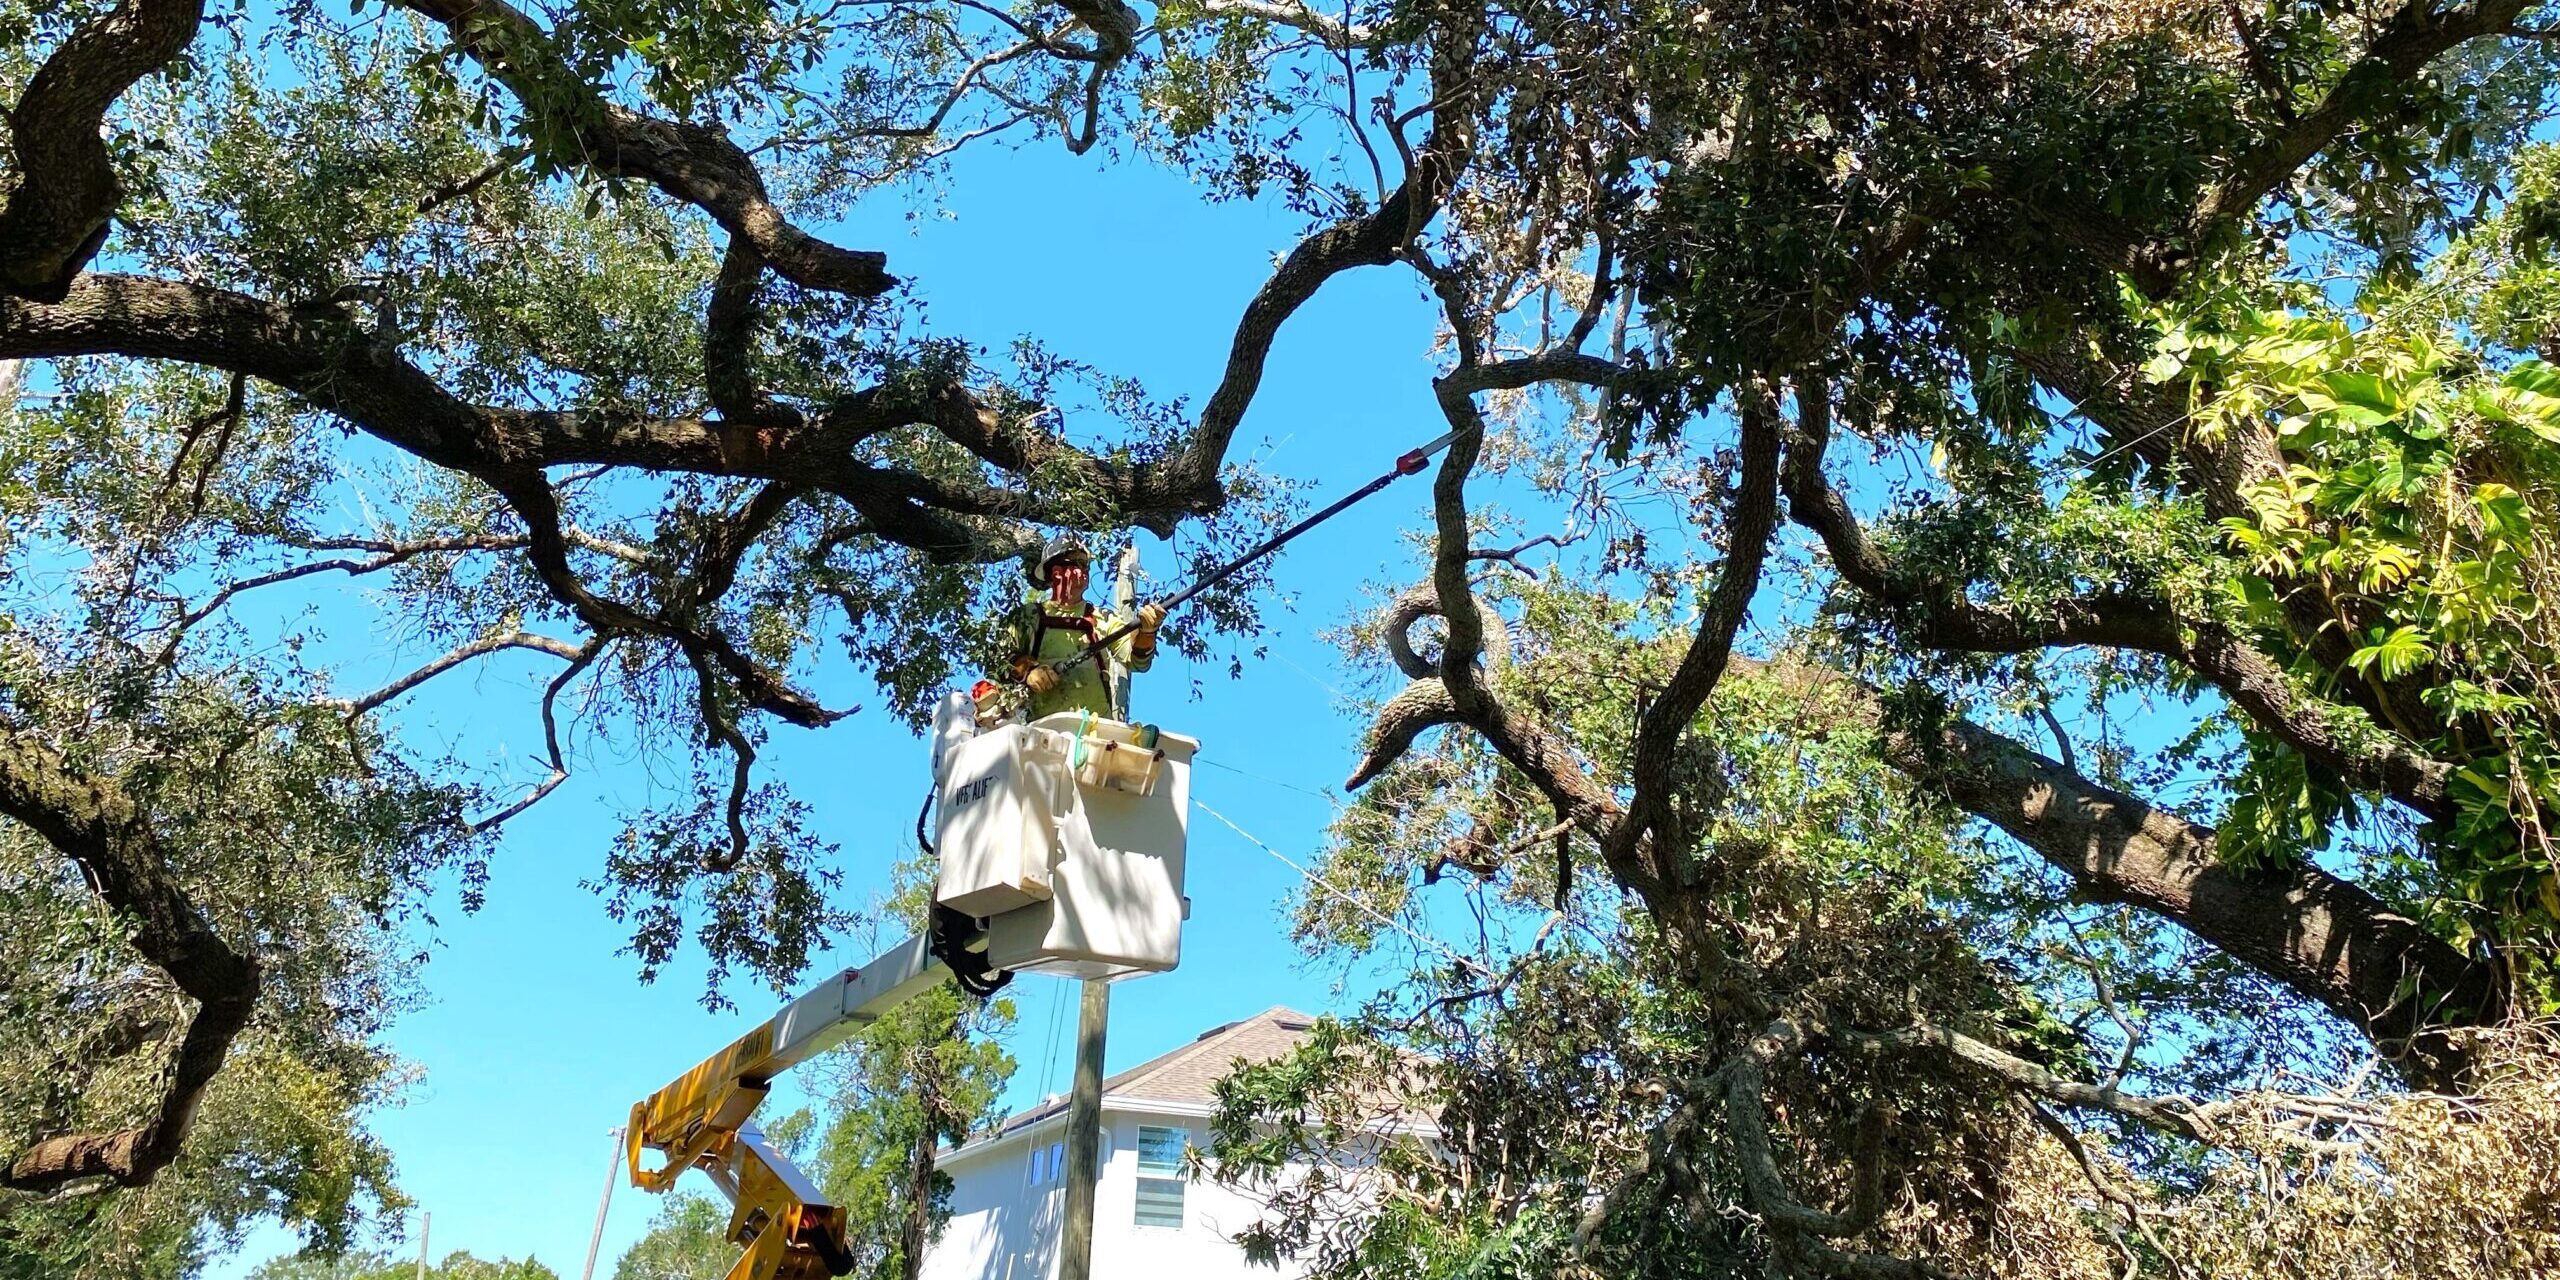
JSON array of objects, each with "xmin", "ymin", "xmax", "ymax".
[
  {"xmin": 931, "ymin": 711, "xmax": 1197, "ymax": 981},
  {"xmin": 627, "ymin": 708, "xmax": 1198, "ymax": 1280}
]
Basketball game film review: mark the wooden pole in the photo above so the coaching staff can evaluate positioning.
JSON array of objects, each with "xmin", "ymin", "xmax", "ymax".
[
  {"xmin": 1058, "ymin": 980, "xmax": 1110, "ymax": 1280},
  {"xmin": 415, "ymin": 1210, "xmax": 431, "ymax": 1280}
]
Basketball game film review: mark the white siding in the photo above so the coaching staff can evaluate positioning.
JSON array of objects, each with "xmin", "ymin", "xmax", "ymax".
[{"xmin": 921, "ymin": 1105, "xmax": 1319, "ymax": 1280}]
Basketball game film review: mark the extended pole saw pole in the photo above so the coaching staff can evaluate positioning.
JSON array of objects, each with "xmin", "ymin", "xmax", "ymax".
[{"xmin": 1050, "ymin": 426, "xmax": 1465, "ymax": 679}]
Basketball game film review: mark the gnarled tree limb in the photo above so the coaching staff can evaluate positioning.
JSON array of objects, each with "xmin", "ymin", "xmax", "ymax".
[
  {"xmin": 396, "ymin": 0, "xmax": 895, "ymax": 298},
  {"xmin": 0, "ymin": 724, "xmax": 257, "ymax": 1191},
  {"xmin": 0, "ymin": 0, "xmax": 206, "ymax": 300},
  {"xmin": 1874, "ymin": 710, "xmax": 2495, "ymax": 1089},
  {"xmin": 1783, "ymin": 376, "xmax": 2457, "ymax": 821}
]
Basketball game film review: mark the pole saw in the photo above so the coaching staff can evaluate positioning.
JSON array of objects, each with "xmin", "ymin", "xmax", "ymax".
[{"xmin": 1046, "ymin": 424, "xmax": 1466, "ymax": 681}]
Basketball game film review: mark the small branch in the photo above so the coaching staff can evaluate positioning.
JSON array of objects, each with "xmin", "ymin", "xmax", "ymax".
[
  {"xmin": 1842, "ymin": 1023, "xmax": 2214, "ymax": 1143},
  {"xmin": 469, "ymin": 768, "xmax": 569, "ymax": 834},
  {"xmin": 2035, "ymin": 698, "xmax": 2078, "ymax": 776},
  {"xmin": 466, "ymin": 637, "xmax": 604, "ymax": 833},
  {"xmin": 415, "ymin": 150, "xmax": 522, "ymax": 215},
  {"xmin": 338, "ymin": 630, "xmax": 585, "ymax": 718},
  {"xmin": 151, "ymin": 534, "xmax": 533, "ymax": 668},
  {"xmin": 2030, "ymin": 1103, "xmax": 2175, "ymax": 1279},
  {"xmin": 155, "ymin": 371, "xmax": 245, "ymax": 518}
]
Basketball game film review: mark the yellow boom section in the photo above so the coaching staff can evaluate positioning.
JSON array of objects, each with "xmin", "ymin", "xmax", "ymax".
[
  {"xmin": 622, "ymin": 935, "xmax": 951, "ymax": 1280},
  {"xmin": 626, "ymin": 1020, "xmax": 776, "ymax": 1194}
]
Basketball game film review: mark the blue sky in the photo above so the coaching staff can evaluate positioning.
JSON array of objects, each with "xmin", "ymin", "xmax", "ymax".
[{"xmin": 211, "ymin": 131, "xmax": 1475, "ymax": 1276}]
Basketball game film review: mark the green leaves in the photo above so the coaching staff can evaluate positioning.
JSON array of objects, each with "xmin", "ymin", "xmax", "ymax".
[
  {"xmin": 2470, "ymin": 361, "xmax": 2560, "ymax": 444},
  {"xmin": 2346, "ymin": 624, "xmax": 2433, "ymax": 682},
  {"xmin": 2300, "ymin": 369, "xmax": 2409, "ymax": 427},
  {"xmin": 2476, "ymin": 482, "xmax": 2533, "ymax": 544},
  {"xmin": 2143, "ymin": 256, "xmax": 2560, "ymax": 962}
]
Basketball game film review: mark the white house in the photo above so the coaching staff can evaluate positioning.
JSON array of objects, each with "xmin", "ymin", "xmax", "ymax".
[{"xmin": 919, "ymin": 1007, "xmax": 1382, "ymax": 1280}]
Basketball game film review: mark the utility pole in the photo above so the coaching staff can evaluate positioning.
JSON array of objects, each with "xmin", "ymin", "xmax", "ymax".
[
  {"xmin": 1058, "ymin": 980, "xmax": 1110, "ymax": 1280},
  {"xmin": 1108, "ymin": 543, "xmax": 1138, "ymax": 720},
  {"xmin": 579, "ymin": 1127, "xmax": 625, "ymax": 1280},
  {"xmin": 414, "ymin": 1211, "xmax": 431, "ymax": 1280}
]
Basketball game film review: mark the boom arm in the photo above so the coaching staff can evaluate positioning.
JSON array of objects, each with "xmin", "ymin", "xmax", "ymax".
[{"xmin": 625, "ymin": 931, "xmax": 959, "ymax": 1280}]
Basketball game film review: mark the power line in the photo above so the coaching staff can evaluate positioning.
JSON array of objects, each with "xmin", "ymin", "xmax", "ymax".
[
  {"xmin": 1191, "ymin": 797, "xmax": 1476, "ymax": 968},
  {"xmin": 1195, "ymin": 755, "xmax": 1344, "ymax": 804}
]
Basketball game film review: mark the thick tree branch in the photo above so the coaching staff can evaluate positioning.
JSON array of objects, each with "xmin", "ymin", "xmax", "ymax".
[
  {"xmin": 1348, "ymin": 592, "xmax": 2497, "ymax": 1086},
  {"xmin": 1611, "ymin": 386, "xmax": 1783, "ymax": 864},
  {"xmin": 2009, "ymin": 345, "xmax": 2281, "ymax": 528},
  {"xmin": 0, "ymin": 274, "xmax": 1175, "ymax": 548},
  {"xmin": 1726, "ymin": 1018, "xmax": 1892, "ymax": 1238},
  {"xmin": 704, "ymin": 242, "xmax": 797, "ymax": 427},
  {"xmin": 1164, "ymin": 28, "xmax": 1480, "ymax": 503},
  {"xmin": 484, "ymin": 467, "xmax": 840, "ymax": 728},
  {"xmin": 1051, "ymin": 0, "xmax": 1139, "ymax": 153},
  {"xmin": 1436, "ymin": 348, "xmax": 1634, "ymax": 397},
  {"xmin": 394, "ymin": 0, "xmax": 894, "ymax": 298},
  {"xmin": 1875, "ymin": 710, "xmax": 2495, "ymax": 1088},
  {"xmin": 0, "ymin": 724, "xmax": 256, "ymax": 1191},
  {"xmin": 0, "ymin": 0, "xmax": 205, "ymax": 300},
  {"xmin": 1199, "ymin": 0, "xmax": 1375, "ymax": 46},
  {"xmin": 2172, "ymin": 0, "xmax": 2537, "ymax": 281},
  {"xmin": 1784, "ymin": 377, "xmax": 2456, "ymax": 821}
]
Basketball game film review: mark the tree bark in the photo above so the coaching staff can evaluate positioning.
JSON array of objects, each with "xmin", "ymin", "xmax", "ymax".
[
  {"xmin": 0, "ymin": 724, "xmax": 258, "ymax": 1190},
  {"xmin": 1876, "ymin": 712, "xmax": 2497, "ymax": 1089},
  {"xmin": 0, "ymin": 0, "xmax": 206, "ymax": 300}
]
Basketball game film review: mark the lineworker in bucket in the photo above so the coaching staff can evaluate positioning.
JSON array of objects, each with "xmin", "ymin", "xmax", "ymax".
[{"xmin": 998, "ymin": 533, "xmax": 1166, "ymax": 721}]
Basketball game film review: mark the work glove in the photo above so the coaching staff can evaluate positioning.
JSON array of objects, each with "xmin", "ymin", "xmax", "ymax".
[
  {"xmin": 1131, "ymin": 602, "xmax": 1166, "ymax": 656},
  {"xmin": 1024, "ymin": 664, "xmax": 1062, "ymax": 696}
]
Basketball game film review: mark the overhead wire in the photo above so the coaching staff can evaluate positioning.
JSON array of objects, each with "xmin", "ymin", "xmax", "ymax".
[
  {"xmin": 1193, "ymin": 796, "xmax": 1482, "ymax": 971},
  {"xmin": 1195, "ymin": 755, "xmax": 1344, "ymax": 803}
]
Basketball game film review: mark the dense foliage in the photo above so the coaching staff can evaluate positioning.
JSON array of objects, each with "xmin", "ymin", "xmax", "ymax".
[
  {"xmin": 8, "ymin": 0, "xmax": 2560, "ymax": 1272},
  {"xmin": 251, "ymin": 1248, "xmax": 562, "ymax": 1280}
]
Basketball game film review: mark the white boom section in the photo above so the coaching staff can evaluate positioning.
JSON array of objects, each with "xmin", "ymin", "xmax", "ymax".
[
  {"xmin": 766, "ymin": 934, "xmax": 948, "ymax": 1070},
  {"xmin": 627, "ymin": 931, "xmax": 950, "ymax": 1195}
]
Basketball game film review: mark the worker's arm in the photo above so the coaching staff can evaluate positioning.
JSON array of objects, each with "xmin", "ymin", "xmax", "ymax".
[
  {"xmin": 993, "ymin": 601, "xmax": 1062, "ymax": 693},
  {"xmin": 1117, "ymin": 602, "xmax": 1165, "ymax": 673}
]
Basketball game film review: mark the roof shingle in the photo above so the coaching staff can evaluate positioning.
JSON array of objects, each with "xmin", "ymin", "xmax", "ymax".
[{"xmin": 991, "ymin": 1006, "xmax": 1319, "ymax": 1138}]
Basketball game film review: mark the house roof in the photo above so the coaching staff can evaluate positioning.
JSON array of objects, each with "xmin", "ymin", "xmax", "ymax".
[{"xmin": 978, "ymin": 1006, "xmax": 1321, "ymax": 1144}]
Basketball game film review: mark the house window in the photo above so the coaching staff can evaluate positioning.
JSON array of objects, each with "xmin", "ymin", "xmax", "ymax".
[
  {"xmin": 1133, "ymin": 1125, "xmax": 1187, "ymax": 1228},
  {"xmin": 1029, "ymin": 1139, "xmax": 1078, "ymax": 1187}
]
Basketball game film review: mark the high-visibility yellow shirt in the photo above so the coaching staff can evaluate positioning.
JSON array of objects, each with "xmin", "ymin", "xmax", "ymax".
[{"xmin": 997, "ymin": 594, "xmax": 1153, "ymax": 719}]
